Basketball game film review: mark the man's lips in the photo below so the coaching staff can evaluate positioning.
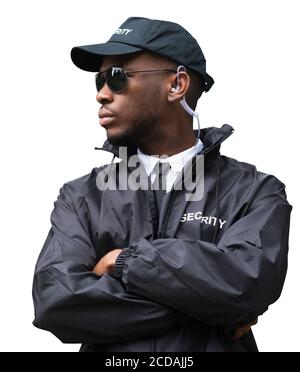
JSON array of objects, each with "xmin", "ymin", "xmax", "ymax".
[{"xmin": 99, "ymin": 110, "xmax": 115, "ymax": 126}]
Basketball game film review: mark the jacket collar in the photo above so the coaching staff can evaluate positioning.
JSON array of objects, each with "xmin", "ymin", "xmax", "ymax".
[{"xmin": 96, "ymin": 124, "xmax": 234, "ymax": 160}]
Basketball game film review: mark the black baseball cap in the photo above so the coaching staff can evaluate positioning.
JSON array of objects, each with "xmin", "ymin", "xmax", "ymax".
[{"xmin": 71, "ymin": 17, "xmax": 214, "ymax": 92}]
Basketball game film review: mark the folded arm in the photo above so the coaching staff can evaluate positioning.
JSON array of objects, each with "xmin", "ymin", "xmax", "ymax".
[
  {"xmin": 33, "ymin": 184, "xmax": 180, "ymax": 344},
  {"xmin": 111, "ymin": 176, "xmax": 292, "ymax": 331}
]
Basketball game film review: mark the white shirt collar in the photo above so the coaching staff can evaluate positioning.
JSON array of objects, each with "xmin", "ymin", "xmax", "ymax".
[{"xmin": 137, "ymin": 138, "xmax": 204, "ymax": 177}]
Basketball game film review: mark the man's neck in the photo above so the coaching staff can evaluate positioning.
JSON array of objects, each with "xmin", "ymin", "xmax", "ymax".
[{"xmin": 138, "ymin": 132, "xmax": 197, "ymax": 157}]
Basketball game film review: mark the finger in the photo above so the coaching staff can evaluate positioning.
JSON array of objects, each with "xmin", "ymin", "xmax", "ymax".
[
  {"xmin": 243, "ymin": 326, "xmax": 251, "ymax": 334},
  {"xmin": 231, "ymin": 329, "xmax": 243, "ymax": 340},
  {"xmin": 231, "ymin": 326, "xmax": 251, "ymax": 340}
]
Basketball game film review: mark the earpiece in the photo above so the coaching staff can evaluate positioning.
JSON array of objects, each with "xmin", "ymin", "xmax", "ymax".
[
  {"xmin": 172, "ymin": 65, "xmax": 201, "ymax": 147},
  {"xmin": 171, "ymin": 65, "xmax": 186, "ymax": 93},
  {"xmin": 170, "ymin": 86, "xmax": 179, "ymax": 93},
  {"xmin": 174, "ymin": 66, "xmax": 183, "ymax": 92}
]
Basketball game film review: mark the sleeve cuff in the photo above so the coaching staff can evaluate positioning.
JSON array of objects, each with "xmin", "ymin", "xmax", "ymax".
[{"xmin": 110, "ymin": 248, "xmax": 130, "ymax": 280}]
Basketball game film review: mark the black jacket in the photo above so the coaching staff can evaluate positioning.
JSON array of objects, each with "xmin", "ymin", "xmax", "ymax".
[{"xmin": 32, "ymin": 125, "xmax": 292, "ymax": 352}]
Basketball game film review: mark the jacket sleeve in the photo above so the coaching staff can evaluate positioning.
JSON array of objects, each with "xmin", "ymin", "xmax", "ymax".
[
  {"xmin": 32, "ymin": 183, "xmax": 179, "ymax": 344},
  {"xmin": 115, "ymin": 175, "xmax": 292, "ymax": 329}
]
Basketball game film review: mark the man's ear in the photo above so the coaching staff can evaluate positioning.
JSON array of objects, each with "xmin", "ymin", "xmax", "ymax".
[{"xmin": 168, "ymin": 72, "xmax": 190, "ymax": 102}]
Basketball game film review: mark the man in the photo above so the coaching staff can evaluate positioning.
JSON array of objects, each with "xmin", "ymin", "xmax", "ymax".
[{"xmin": 32, "ymin": 17, "xmax": 292, "ymax": 352}]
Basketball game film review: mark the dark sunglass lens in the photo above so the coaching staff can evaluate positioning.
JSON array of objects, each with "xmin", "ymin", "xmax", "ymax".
[
  {"xmin": 106, "ymin": 67, "xmax": 127, "ymax": 92},
  {"xmin": 95, "ymin": 73, "xmax": 105, "ymax": 92}
]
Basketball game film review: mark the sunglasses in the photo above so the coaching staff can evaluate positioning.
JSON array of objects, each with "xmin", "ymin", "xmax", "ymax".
[{"xmin": 95, "ymin": 66, "xmax": 177, "ymax": 92}]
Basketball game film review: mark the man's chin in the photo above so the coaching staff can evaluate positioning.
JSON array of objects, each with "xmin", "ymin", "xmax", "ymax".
[{"xmin": 106, "ymin": 131, "xmax": 137, "ymax": 148}]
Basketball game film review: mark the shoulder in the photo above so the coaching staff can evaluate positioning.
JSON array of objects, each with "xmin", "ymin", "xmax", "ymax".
[
  {"xmin": 56, "ymin": 165, "xmax": 108, "ymax": 205},
  {"xmin": 220, "ymin": 155, "xmax": 288, "ymax": 201}
]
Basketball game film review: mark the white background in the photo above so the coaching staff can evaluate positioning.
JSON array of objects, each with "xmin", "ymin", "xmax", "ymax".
[{"xmin": 0, "ymin": 0, "xmax": 299, "ymax": 352}]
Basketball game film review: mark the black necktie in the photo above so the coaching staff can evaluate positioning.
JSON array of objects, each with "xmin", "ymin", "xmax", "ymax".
[{"xmin": 153, "ymin": 161, "xmax": 171, "ymax": 216}]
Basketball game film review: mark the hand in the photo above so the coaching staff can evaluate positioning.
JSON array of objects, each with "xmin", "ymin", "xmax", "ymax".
[
  {"xmin": 93, "ymin": 249, "xmax": 122, "ymax": 276},
  {"xmin": 231, "ymin": 319, "xmax": 258, "ymax": 340}
]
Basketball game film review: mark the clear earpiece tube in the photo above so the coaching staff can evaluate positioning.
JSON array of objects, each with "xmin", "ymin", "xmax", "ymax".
[{"xmin": 177, "ymin": 66, "xmax": 201, "ymax": 147}]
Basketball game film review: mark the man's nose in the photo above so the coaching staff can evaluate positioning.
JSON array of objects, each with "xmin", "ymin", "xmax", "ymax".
[{"xmin": 96, "ymin": 84, "xmax": 114, "ymax": 105}]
